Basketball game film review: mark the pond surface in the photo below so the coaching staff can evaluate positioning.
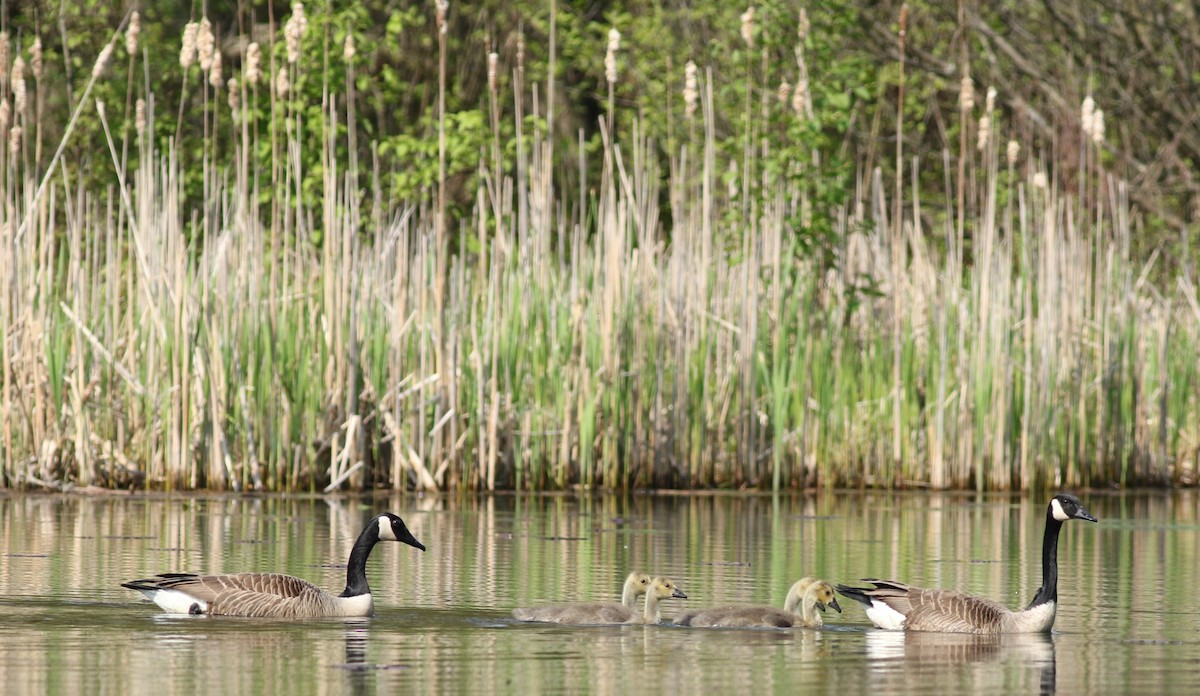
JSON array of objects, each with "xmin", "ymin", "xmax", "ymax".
[{"xmin": 0, "ymin": 491, "xmax": 1197, "ymax": 694}]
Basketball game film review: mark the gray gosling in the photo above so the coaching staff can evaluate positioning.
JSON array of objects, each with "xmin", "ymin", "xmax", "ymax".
[
  {"xmin": 675, "ymin": 578, "xmax": 842, "ymax": 628},
  {"xmin": 837, "ymin": 493, "xmax": 1097, "ymax": 634},
  {"xmin": 514, "ymin": 576, "xmax": 686, "ymax": 625},
  {"xmin": 121, "ymin": 513, "xmax": 425, "ymax": 618},
  {"xmin": 511, "ymin": 571, "xmax": 652, "ymax": 623}
]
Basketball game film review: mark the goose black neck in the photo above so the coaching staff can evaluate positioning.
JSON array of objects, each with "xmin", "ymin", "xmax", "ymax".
[
  {"xmin": 1026, "ymin": 510, "xmax": 1064, "ymax": 609},
  {"xmin": 340, "ymin": 523, "xmax": 380, "ymax": 598}
]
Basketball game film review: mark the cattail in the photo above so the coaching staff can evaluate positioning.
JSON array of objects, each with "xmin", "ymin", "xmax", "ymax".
[
  {"xmin": 1032, "ymin": 171, "xmax": 1048, "ymax": 189},
  {"xmin": 275, "ymin": 68, "xmax": 290, "ymax": 98},
  {"xmin": 9, "ymin": 124, "xmax": 21, "ymax": 152},
  {"xmin": 1006, "ymin": 139, "xmax": 1020, "ymax": 165},
  {"xmin": 960, "ymin": 75, "xmax": 975, "ymax": 112},
  {"xmin": 135, "ymin": 98, "xmax": 146, "ymax": 136},
  {"xmin": 0, "ymin": 100, "xmax": 10, "ymax": 135},
  {"xmin": 605, "ymin": 28, "xmax": 620, "ymax": 85},
  {"xmin": 30, "ymin": 38, "xmax": 43, "ymax": 80},
  {"xmin": 517, "ymin": 32, "xmax": 525, "ymax": 74},
  {"xmin": 126, "ymin": 11, "xmax": 140, "ymax": 56},
  {"xmin": 778, "ymin": 80, "xmax": 791, "ymax": 105},
  {"xmin": 0, "ymin": 33, "xmax": 9, "ymax": 77},
  {"xmin": 209, "ymin": 51, "xmax": 223, "ymax": 89},
  {"xmin": 683, "ymin": 60, "xmax": 698, "ymax": 118},
  {"xmin": 285, "ymin": 3, "xmax": 307, "ymax": 64},
  {"xmin": 435, "ymin": 0, "xmax": 449, "ymax": 34},
  {"xmin": 798, "ymin": 8, "xmax": 810, "ymax": 42},
  {"xmin": 1081, "ymin": 95, "xmax": 1095, "ymax": 137},
  {"xmin": 343, "ymin": 34, "xmax": 356, "ymax": 62},
  {"xmin": 1091, "ymin": 108, "xmax": 1105, "ymax": 144},
  {"xmin": 180, "ymin": 21, "xmax": 198, "ymax": 69},
  {"xmin": 727, "ymin": 159, "xmax": 738, "ymax": 200},
  {"xmin": 11, "ymin": 56, "xmax": 25, "ymax": 114},
  {"xmin": 985, "ymin": 86, "xmax": 996, "ymax": 112},
  {"xmin": 487, "ymin": 52, "xmax": 499, "ymax": 93},
  {"xmin": 792, "ymin": 76, "xmax": 807, "ymax": 117},
  {"xmin": 197, "ymin": 18, "xmax": 215, "ymax": 72},
  {"xmin": 976, "ymin": 114, "xmax": 990, "ymax": 151},
  {"xmin": 741, "ymin": 7, "xmax": 756, "ymax": 48},
  {"xmin": 227, "ymin": 77, "xmax": 240, "ymax": 112},
  {"xmin": 93, "ymin": 42, "xmax": 114, "ymax": 79},
  {"xmin": 245, "ymin": 42, "xmax": 262, "ymax": 85}
]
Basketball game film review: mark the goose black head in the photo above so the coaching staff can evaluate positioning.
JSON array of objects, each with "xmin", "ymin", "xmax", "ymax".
[
  {"xmin": 377, "ymin": 513, "xmax": 426, "ymax": 551},
  {"xmin": 1049, "ymin": 494, "xmax": 1097, "ymax": 524}
]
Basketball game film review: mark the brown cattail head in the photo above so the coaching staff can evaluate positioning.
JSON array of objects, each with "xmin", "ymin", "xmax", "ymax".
[
  {"xmin": 197, "ymin": 18, "xmax": 215, "ymax": 72},
  {"xmin": 275, "ymin": 68, "xmax": 290, "ymax": 98},
  {"xmin": 126, "ymin": 11, "xmax": 141, "ymax": 56},
  {"xmin": 740, "ymin": 7, "xmax": 756, "ymax": 48},
  {"xmin": 0, "ymin": 32, "xmax": 8, "ymax": 76},
  {"xmin": 1080, "ymin": 95, "xmax": 1095, "ymax": 136},
  {"xmin": 285, "ymin": 3, "xmax": 308, "ymax": 64},
  {"xmin": 1091, "ymin": 108, "xmax": 1105, "ymax": 144},
  {"xmin": 11, "ymin": 55, "xmax": 25, "ymax": 114},
  {"xmin": 1006, "ymin": 139, "xmax": 1020, "ymax": 165},
  {"xmin": 778, "ymin": 80, "xmax": 791, "ymax": 105},
  {"xmin": 487, "ymin": 51, "xmax": 499, "ymax": 93},
  {"xmin": 8, "ymin": 123, "xmax": 21, "ymax": 152},
  {"xmin": 985, "ymin": 86, "xmax": 996, "ymax": 112},
  {"xmin": 435, "ymin": 0, "xmax": 449, "ymax": 34},
  {"xmin": 792, "ymin": 76, "xmax": 808, "ymax": 117},
  {"xmin": 0, "ymin": 100, "xmax": 10, "ymax": 134},
  {"xmin": 245, "ymin": 42, "xmax": 262, "ymax": 85},
  {"xmin": 227, "ymin": 77, "xmax": 240, "ymax": 112},
  {"xmin": 30, "ymin": 38, "xmax": 43, "ymax": 80},
  {"xmin": 683, "ymin": 61, "xmax": 698, "ymax": 119},
  {"xmin": 343, "ymin": 34, "xmax": 356, "ymax": 62},
  {"xmin": 209, "ymin": 51, "xmax": 223, "ymax": 89},
  {"xmin": 976, "ymin": 114, "xmax": 991, "ymax": 151},
  {"xmin": 93, "ymin": 42, "xmax": 114, "ymax": 79},
  {"xmin": 135, "ymin": 98, "xmax": 146, "ymax": 136},
  {"xmin": 180, "ymin": 21, "xmax": 198, "ymax": 69},
  {"xmin": 798, "ymin": 9, "xmax": 810, "ymax": 42},
  {"xmin": 899, "ymin": 4, "xmax": 909, "ymax": 36},
  {"xmin": 959, "ymin": 75, "xmax": 975, "ymax": 112},
  {"xmin": 605, "ymin": 28, "xmax": 620, "ymax": 85}
]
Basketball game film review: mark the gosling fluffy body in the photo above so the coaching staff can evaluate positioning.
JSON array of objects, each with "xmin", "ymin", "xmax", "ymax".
[{"xmin": 675, "ymin": 578, "xmax": 842, "ymax": 628}]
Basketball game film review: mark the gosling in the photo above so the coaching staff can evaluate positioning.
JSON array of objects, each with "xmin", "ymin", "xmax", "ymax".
[
  {"xmin": 514, "ymin": 575, "xmax": 686, "ymax": 625},
  {"xmin": 675, "ymin": 578, "xmax": 841, "ymax": 629}
]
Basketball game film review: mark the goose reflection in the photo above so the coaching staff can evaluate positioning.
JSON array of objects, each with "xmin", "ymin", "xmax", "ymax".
[{"xmin": 865, "ymin": 630, "xmax": 1056, "ymax": 695}]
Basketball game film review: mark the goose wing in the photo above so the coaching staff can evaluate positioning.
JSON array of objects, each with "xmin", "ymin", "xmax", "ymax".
[
  {"xmin": 132, "ymin": 572, "xmax": 320, "ymax": 602},
  {"xmin": 861, "ymin": 580, "xmax": 1011, "ymax": 633}
]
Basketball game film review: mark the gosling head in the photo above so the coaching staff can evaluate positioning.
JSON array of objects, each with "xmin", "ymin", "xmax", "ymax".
[
  {"xmin": 805, "ymin": 580, "xmax": 841, "ymax": 614},
  {"xmin": 376, "ymin": 513, "xmax": 426, "ymax": 551},
  {"xmin": 1049, "ymin": 493, "xmax": 1098, "ymax": 524},
  {"xmin": 625, "ymin": 572, "xmax": 652, "ymax": 596},
  {"xmin": 651, "ymin": 576, "xmax": 688, "ymax": 600}
]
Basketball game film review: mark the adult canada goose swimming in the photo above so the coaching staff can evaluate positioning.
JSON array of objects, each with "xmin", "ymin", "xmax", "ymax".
[
  {"xmin": 675, "ymin": 577, "xmax": 842, "ymax": 628},
  {"xmin": 513, "ymin": 576, "xmax": 686, "ymax": 625},
  {"xmin": 837, "ymin": 493, "xmax": 1097, "ymax": 634},
  {"xmin": 510, "ymin": 571, "xmax": 652, "ymax": 623},
  {"xmin": 121, "ymin": 512, "xmax": 425, "ymax": 618}
]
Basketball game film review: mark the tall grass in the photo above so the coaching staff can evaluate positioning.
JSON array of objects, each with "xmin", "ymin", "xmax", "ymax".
[{"xmin": 0, "ymin": 6, "xmax": 1197, "ymax": 493}]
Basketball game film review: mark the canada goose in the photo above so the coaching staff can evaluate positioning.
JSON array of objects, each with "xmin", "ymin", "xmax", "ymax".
[
  {"xmin": 510, "ymin": 571, "xmax": 652, "ymax": 623},
  {"xmin": 837, "ymin": 493, "xmax": 1097, "ymax": 634},
  {"xmin": 675, "ymin": 578, "xmax": 842, "ymax": 628},
  {"xmin": 513, "ymin": 576, "xmax": 686, "ymax": 625},
  {"xmin": 121, "ymin": 512, "xmax": 425, "ymax": 618}
]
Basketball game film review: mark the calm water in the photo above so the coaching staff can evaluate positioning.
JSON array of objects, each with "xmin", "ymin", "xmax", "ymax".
[{"xmin": 0, "ymin": 491, "xmax": 1197, "ymax": 695}]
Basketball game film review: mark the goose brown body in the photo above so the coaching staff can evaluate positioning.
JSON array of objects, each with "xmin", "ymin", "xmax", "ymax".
[
  {"xmin": 122, "ymin": 513, "xmax": 424, "ymax": 619},
  {"xmin": 837, "ymin": 494, "xmax": 1097, "ymax": 634}
]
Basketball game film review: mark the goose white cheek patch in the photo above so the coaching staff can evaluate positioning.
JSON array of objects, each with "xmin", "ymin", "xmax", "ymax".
[
  {"xmin": 1050, "ymin": 498, "xmax": 1069, "ymax": 521},
  {"xmin": 378, "ymin": 517, "xmax": 398, "ymax": 541}
]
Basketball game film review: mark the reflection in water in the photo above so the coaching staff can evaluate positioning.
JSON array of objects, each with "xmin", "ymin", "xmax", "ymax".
[
  {"xmin": 866, "ymin": 630, "xmax": 1056, "ymax": 695},
  {"xmin": 0, "ymin": 492, "xmax": 1197, "ymax": 694}
]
